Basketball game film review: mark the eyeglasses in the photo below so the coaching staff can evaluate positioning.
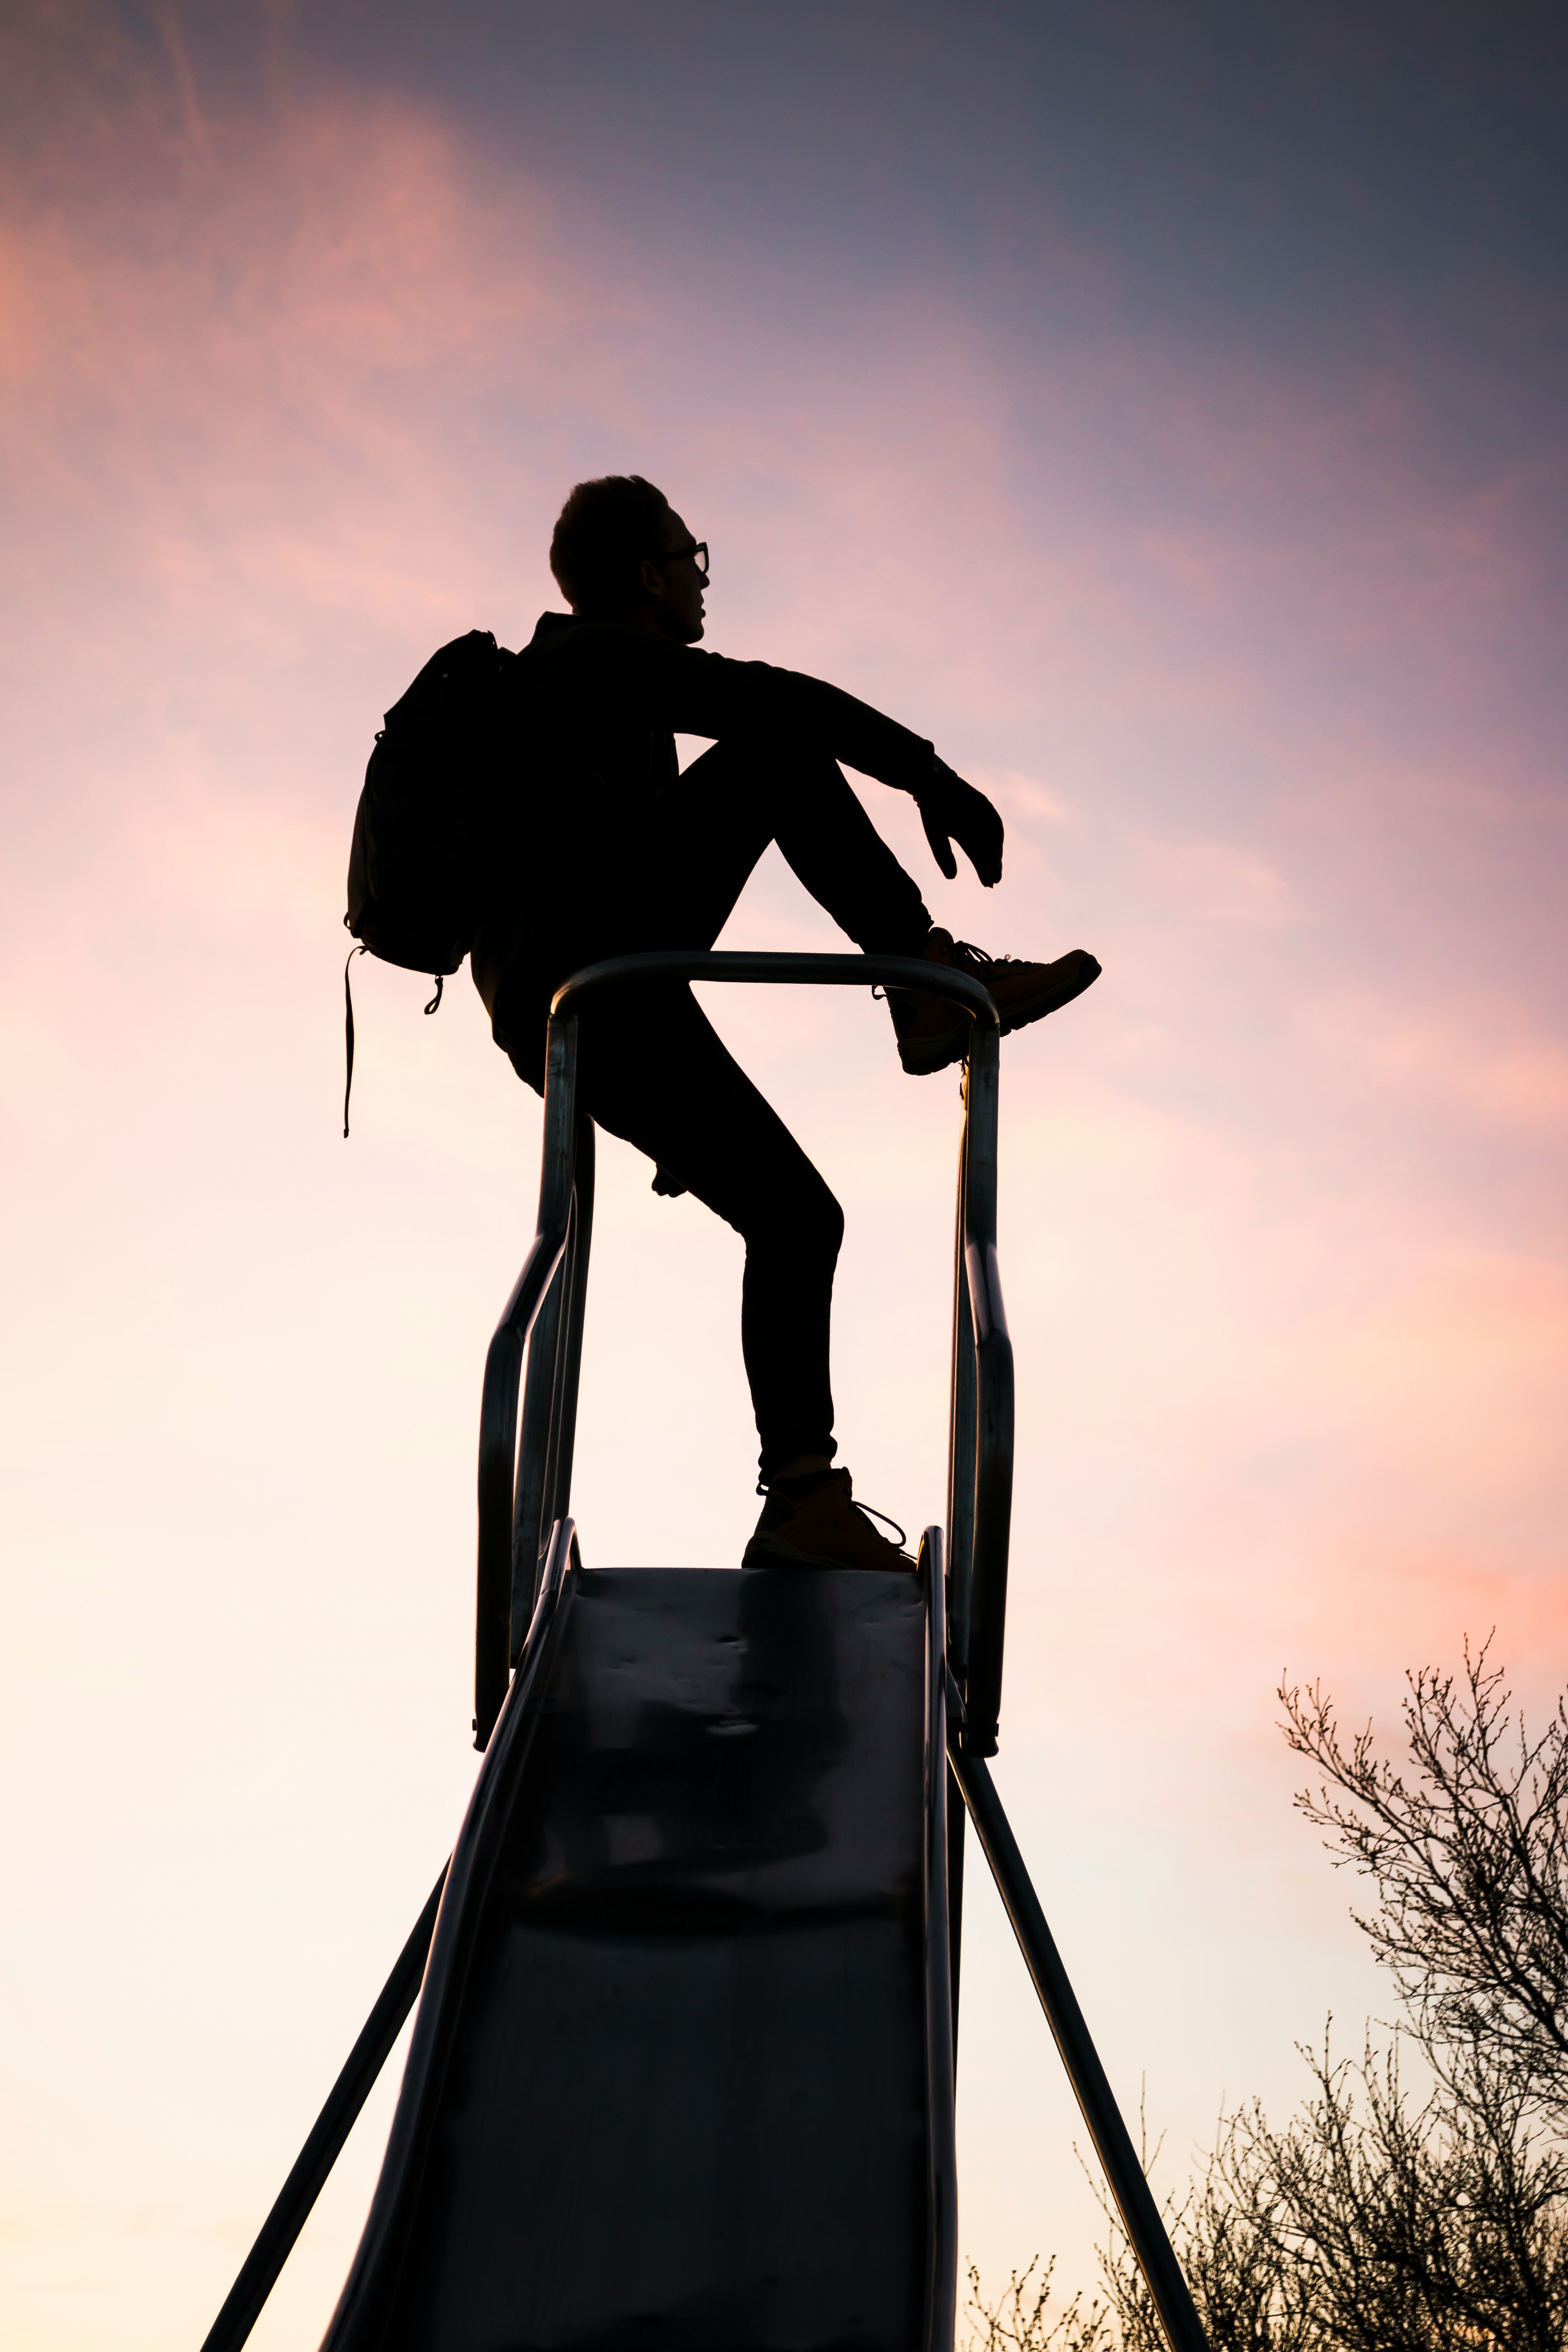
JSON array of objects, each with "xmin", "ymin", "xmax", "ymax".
[{"xmin": 654, "ymin": 539, "xmax": 709, "ymax": 577}]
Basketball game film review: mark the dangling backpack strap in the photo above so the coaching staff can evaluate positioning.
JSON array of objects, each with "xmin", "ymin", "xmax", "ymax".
[
  {"xmin": 343, "ymin": 938, "xmax": 368, "ymax": 1137},
  {"xmin": 343, "ymin": 945, "xmax": 445, "ymax": 1136}
]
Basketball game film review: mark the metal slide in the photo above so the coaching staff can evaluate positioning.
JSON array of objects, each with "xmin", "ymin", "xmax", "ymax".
[
  {"xmin": 200, "ymin": 954, "xmax": 1211, "ymax": 2352},
  {"xmin": 322, "ymin": 1531, "xmax": 956, "ymax": 2352}
]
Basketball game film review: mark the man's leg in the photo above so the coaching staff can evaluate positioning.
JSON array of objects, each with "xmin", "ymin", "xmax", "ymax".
[
  {"xmin": 644, "ymin": 738, "xmax": 933, "ymax": 957},
  {"xmin": 561, "ymin": 986, "xmax": 912, "ymax": 1568},
  {"xmin": 568, "ymin": 983, "xmax": 843, "ymax": 1480},
  {"xmin": 651, "ymin": 739, "xmax": 1100, "ymax": 1080}
]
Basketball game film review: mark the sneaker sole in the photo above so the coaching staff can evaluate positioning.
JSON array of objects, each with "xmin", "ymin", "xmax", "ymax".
[{"xmin": 897, "ymin": 952, "xmax": 1102, "ymax": 1076}]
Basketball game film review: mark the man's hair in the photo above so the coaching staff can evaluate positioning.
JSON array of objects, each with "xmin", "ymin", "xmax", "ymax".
[{"xmin": 549, "ymin": 475, "xmax": 673, "ymax": 614}]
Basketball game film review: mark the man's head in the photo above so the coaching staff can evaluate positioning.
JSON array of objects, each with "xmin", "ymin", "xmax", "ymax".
[{"xmin": 548, "ymin": 475, "xmax": 709, "ymax": 642}]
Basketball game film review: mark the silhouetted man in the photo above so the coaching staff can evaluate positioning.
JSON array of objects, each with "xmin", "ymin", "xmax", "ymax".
[{"xmin": 472, "ymin": 475, "xmax": 1099, "ymax": 1572}]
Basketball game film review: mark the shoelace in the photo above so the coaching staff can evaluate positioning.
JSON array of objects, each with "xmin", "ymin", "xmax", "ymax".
[
  {"xmin": 946, "ymin": 938, "xmax": 1024, "ymax": 974},
  {"xmin": 872, "ymin": 939, "xmax": 1022, "ymax": 1003},
  {"xmin": 757, "ymin": 1473, "xmax": 908, "ymax": 1551},
  {"xmin": 853, "ymin": 1499, "xmax": 909, "ymax": 1548}
]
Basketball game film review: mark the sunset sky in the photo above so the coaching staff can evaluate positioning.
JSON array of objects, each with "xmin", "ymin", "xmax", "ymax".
[{"xmin": 3, "ymin": 4, "xmax": 1567, "ymax": 2345}]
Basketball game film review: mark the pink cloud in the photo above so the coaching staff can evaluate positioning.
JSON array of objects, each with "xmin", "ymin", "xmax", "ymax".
[{"xmin": 1303, "ymin": 989, "xmax": 1568, "ymax": 1131}]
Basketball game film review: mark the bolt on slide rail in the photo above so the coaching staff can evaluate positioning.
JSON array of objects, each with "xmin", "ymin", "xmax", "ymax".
[{"xmin": 199, "ymin": 951, "xmax": 1211, "ymax": 2352}]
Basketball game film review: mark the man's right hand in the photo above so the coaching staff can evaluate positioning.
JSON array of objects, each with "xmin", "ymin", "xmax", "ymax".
[{"xmin": 916, "ymin": 759, "xmax": 1004, "ymax": 887}]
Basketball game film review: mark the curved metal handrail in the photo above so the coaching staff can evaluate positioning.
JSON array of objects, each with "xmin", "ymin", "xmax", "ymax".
[
  {"xmin": 509, "ymin": 1116, "xmax": 595, "ymax": 1658},
  {"xmin": 475, "ymin": 948, "xmax": 1014, "ymax": 1755},
  {"xmin": 956, "ymin": 1033, "xmax": 1013, "ymax": 1756},
  {"xmin": 550, "ymin": 947, "xmax": 1002, "ymax": 1026},
  {"xmin": 474, "ymin": 1019, "xmax": 581, "ymax": 1742}
]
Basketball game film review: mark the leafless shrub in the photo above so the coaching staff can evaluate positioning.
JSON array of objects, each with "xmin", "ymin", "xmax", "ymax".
[
  {"xmin": 1096, "ymin": 2029, "xmax": 1568, "ymax": 2351},
  {"xmin": 988, "ymin": 1643, "xmax": 1568, "ymax": 2351},
  {"xmin": 964, "ymin": 2255, "xmax": 1115, "ymax": 2352}
]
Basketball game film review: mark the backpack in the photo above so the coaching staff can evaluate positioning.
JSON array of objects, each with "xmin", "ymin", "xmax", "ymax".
[{"xmin": 342, "ymin": 628, "xmax": 517, "ymax": 1133}]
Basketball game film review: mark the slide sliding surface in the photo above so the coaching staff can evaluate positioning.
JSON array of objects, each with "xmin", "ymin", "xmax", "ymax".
[{"xmin": 323, "ymin": 1544, "xmax": 956, "ymax": 2352}]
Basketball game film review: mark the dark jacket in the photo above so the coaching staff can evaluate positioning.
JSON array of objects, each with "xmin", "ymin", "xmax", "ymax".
[{"xmin": 470, "ymin": 612, "xmax": 934, "ymax": 1025}]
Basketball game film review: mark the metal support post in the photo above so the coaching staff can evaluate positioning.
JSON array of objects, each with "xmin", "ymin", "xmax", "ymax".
[
  {"xmin": 950, "ymin": 1749, "xmax": 1211, "ymax": 2352},
  {"xmin": 198, "ymin": 1868, "xmax": 448, "ymax": 2352}
]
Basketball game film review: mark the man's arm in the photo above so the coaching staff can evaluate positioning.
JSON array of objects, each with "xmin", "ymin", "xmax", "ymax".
[
  {"xmin": 599, "ymin": 629, "xmax": 1005, "ymax": 886},
  {"xmin": 650, "ymin": 637, "xmax": 932, "ymax": 784}
]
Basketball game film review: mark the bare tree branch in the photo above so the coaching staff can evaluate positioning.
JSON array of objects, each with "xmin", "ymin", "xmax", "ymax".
[
  {"xmin": 1279, "ymin": 1638, "xmax": 1568, "ymax": 2117},
  {"xmin": 997, "ymin": 1644, "xmax": 1568, "ymax": 2347}
]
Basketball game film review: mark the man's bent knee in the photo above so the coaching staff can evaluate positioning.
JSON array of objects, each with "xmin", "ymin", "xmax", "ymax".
[{"xmin": 753, "ymin": 1171, "xmax": 843, "ymax": 1265}]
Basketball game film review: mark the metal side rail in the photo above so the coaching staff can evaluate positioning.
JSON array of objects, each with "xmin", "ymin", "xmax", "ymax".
[{"xmin": 948, "ymin": 1736, "xmax": 1212, "ymax": 2352}]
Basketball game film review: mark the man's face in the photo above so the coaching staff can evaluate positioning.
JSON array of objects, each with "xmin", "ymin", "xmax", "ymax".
[{"xmin": 638, "ymin": 508, "xmax": 708, "ymax": 643}]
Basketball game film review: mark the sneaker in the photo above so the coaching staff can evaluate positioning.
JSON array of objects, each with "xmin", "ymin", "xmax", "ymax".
[
  {"xmin": 742, "ymin": 1467, "xmax": 915, "ymax": 1573},
  {"xmin": 888, "ymin": 930, "xmax": 1101, "ymax": 1076}
]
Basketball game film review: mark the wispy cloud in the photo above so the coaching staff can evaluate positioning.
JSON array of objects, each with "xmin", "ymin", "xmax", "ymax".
[{"xmin": 1303, "ymin": 990, "xmax": 1568, "ymax": 1132}]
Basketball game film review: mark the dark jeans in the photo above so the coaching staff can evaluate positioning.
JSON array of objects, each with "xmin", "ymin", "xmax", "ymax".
[{"xmin": 498, "ymin": 739, "xmax": 931, "ymax": 1479}]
